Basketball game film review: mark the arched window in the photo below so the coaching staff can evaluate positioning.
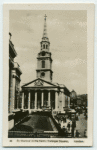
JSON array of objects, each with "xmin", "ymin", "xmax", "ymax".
[
  {"xmin": 42, "ymin": 52, "xmax": 45, "ymax": 56},
  {"xmin": 46, "ymin": 45, "xmax": 48, "ymax": 49},
  {"xmin": 43, "ymin": 44, "xmax": 45, "ymax": 49},
  {"xmin": 42, "ymin": 60, "xmax": 45, "ymax": 68}
]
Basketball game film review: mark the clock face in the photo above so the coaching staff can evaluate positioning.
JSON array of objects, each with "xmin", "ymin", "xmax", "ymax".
[{"xmin": 41, "ymin": 72, "xmax": 45, "ymax": 77}]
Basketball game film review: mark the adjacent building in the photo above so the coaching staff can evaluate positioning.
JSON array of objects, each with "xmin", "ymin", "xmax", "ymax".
[
  {"xmin": 9, "ymin": 33, "xmax": 22, "ymax": 113},
  {"xmin": 70, "ymin": 90, "xmax": 77, "ymax": 108}
]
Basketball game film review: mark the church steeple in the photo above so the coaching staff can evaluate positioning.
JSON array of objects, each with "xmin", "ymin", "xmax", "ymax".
[
  {"xmin": 41, "ymin": 14, "xmax": 49, "ymax": 50},
  {"xmin": 43, "ymin": 14, "xmax": 47, "ymax": 38},
  {"xmin": 36, "ymin": 15, "xmax": 53, "ymax": 82}
]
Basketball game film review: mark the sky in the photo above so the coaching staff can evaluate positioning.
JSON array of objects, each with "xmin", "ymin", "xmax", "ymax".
[{"xmin": 9, "ymin": 10, "xmax": 87, "ymax": 95}]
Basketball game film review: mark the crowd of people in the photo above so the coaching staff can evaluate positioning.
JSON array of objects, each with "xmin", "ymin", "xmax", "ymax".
[{"xmin": 53, "ymin": 106, "xmax": 87, "ymax": 138}]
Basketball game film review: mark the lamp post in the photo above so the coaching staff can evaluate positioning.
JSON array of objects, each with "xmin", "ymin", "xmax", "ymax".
[
  {"xmin": 71, "ymin": 110, "xmax": 76, "ymax": 137},
  {"xmin": 68, "ymin": 109, "xmax": 76, "ymax": 137}
]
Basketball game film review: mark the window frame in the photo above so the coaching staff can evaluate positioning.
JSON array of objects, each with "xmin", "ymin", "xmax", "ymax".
[{"xmin": 42, "ymin": 60, "xmax": 45, "ymax": 68}]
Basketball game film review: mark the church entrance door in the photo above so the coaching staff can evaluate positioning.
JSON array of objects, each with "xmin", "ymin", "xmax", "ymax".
[
  {"xmin": 51, "ymin": 91, "xmax": 55, "ymax": 110},
  {"xmin": 24, "ymin": 91, "xmax": 28, "ymax": 109},
  {"xmin": 37, "ymin": 91, "xmax": 41, "ymax": 109},
  {"xmin": 44, "ymin": 91, "xmax": 48, "ymax": 108},
  {"xmin": 31, "ymin": 91, "xmax": 35, "ymax": 109}
]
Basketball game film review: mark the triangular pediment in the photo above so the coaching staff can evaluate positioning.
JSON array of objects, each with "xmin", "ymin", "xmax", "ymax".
[{"xmin": 22, "ymin": 78, "xmax": 57, "ymax": 88}]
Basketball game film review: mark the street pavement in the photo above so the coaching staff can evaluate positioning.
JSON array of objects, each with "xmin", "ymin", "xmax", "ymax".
[{"xmin": 75, "ymin": 113, "xmax": 87, "ymax": 137}]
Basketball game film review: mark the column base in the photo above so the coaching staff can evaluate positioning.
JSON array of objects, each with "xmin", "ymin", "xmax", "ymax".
[{"xmin": 29, "ymin": 109, "xmax": 43, "ymax": 114}]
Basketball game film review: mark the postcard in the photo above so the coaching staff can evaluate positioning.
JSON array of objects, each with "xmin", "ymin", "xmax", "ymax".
[{"xmin": 3, "ymin": 3, "xmax": 94, "ymax": 147}]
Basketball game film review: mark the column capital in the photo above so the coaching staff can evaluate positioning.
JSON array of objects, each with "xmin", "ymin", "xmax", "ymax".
[
  {"xmin": 35, "ymin": 89, "xmax": 38, "ymax": 92},
  {"xmin": 48, "ymin": 90, "xmax": 51, "ymax": 92},
  {"xmin": 28, "ymin": 90, "xmax": 31, "ymax": 92},
  {"xmin": 61, "ymin": 89, "xmax": 64, "ymax": 92},
  {"xmin": 55, "ymin": 90, "xmax": 59, "ymax": 93}
]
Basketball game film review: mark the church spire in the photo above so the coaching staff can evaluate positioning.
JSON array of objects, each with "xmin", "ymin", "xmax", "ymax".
[
  {"xmin": 36, "ymin": 15, "xmax": 53, "ymax": 82},
  {"xmin": 43, "ymin": 14, "xmax": 48, "ymax": 38}
]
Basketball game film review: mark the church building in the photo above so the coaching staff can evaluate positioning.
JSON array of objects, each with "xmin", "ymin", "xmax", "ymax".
[{"xmin": 21, "ymin": 15, "xmax": 70, "ymax": 114}]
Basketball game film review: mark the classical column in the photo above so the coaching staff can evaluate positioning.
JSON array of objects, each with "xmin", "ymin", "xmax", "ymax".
[
  {"xmin": 10, "ymin": 70, "xmax": 16, "ymax": 113},
  {"xmin": 55, "ymin": 91, "xmax": 58, "ymax": 110},
  {"xmin": 17, "ymin": 96, "xmax": 18, "ymax": 109},
  {"xmin": 28, "ymin": 91, "xmax": 31, "ymax": 109},
  {"xmin": 41, "ymin": 91, "xmax": 44, "ymax": 107},
  {"xmin": 68, "ymin": 96, "xmax": 70, "ymax": 108},
  {"xmin": 48, "ymin": 91, "xmax": 50, "ymax": 107},
  {"xmin": 35, "ymin": 91, "xmax": 37, "ymax": 109},
  {"xmin": 17, "ymin": 90, "xmax": 20, "ymax": 109},
  {"xmin": 12, "ymin": 77, "xmax": 15, "ymax": 110},
  {"xmin": 22, "ymin": 92, "xmax": 24, "ymax": 109},
  {"xmin": 62, "ymin": 92, "xmax": 64, "ymax": 111},
  {"xmin": 64, "ymin": 95, "xmax": 66, "ymax": 108}
]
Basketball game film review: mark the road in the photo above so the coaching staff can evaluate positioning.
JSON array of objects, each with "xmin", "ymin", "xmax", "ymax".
[{"xmin": 75, "ymin": 113, "xmax": 87, "ymax": 137}]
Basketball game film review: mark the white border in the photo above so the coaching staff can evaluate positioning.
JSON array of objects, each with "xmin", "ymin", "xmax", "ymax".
[{"xmin": 2, "ymin": 3, "xmax": 94, "ymax": 147}]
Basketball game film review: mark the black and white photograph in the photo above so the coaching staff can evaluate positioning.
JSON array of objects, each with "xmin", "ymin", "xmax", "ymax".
[{"xmin": 3, "ymin": 4, "xmax": 94, "ymax": 147}]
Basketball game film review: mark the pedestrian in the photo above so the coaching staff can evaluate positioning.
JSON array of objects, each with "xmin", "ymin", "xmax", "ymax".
[
  {"xmin": 76, "ymin": 130, "xmax": 80, "ymax": 137},
  {"xmin": 67, "ymin": 122, "xmax": 70, "ymax": 131},
  {"xmin": 84, "ymin": 129, "xmax": 87, "ymax": 137}
]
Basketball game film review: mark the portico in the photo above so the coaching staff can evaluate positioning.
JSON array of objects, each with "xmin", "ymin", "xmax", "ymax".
[
  {"xmin": 22, "ymin": 90, "xmax": 56, "ymax": 109},
  {"xmin": 21, "ymin": 78, "xmax": 70, "ymax": 113}
]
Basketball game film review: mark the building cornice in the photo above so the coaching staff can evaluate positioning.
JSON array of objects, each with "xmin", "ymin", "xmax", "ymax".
[
  {"xmin": 13, "ymin": 74, "xmax": 21, "ymax": 81},
  {"xmin": 9, "ymin": 40, "xmax": 17, "ymax": 58},
  {"xmin": 37, "ymin": 56, "xmax": 53, "ymax": 62},
  {"xmin": 38, "ymin": 51, "xmax": 51, "ymax": 55},
  {"xmin": 40, "ymin": 41, "xmax": 50, "ymax": 44},
  {"xmin": 9, "ymin": 57, "xmax": 14, "ymax": 67},
  {"xmin": 14, "ymin": 62, "xmax": 22, "ymax": 75},
  {"xmin": 36, "ymin": 69, "xmax": 53, "ymax": 73}
]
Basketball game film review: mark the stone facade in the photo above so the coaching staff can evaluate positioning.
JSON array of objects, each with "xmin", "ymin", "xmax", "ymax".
[
  {"xmin": 21, "ymin": 78, "xmax": 70, "ymax": 114},
  {"xmin": 9, "ymin": 33, "xmax": 22, "ymax": 113}
]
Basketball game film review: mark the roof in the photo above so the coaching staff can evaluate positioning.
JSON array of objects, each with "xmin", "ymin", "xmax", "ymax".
[
  {"xmin": 14, "ymin": 62, "xmax": 22, "ymax": 75},
  {"xmin": 9, "ymin": 40, "xmax": 17, "ymax": 58},
  {"xmin": 22, "ymin": 78, "xmax": 58, "ymax": 88},
  {"xmin": 22, "ymin": 78, "xmax": 70, "ymax": 96}
]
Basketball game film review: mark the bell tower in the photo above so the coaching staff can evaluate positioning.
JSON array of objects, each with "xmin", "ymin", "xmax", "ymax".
[{"xmin": 36, "ymin": 15, "xmax": 53, "ymax": 82}]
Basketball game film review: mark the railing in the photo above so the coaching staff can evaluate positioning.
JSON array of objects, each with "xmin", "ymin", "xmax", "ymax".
[
  {"xmin": 8, "ymin": 131, "xmax": 58, "ymax": 138},
  {"xmin": 12, "ymin": 110, "xmax": 29, "ymax": 126}
]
